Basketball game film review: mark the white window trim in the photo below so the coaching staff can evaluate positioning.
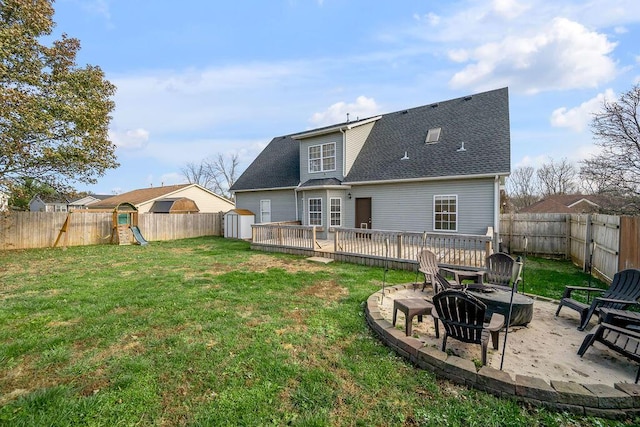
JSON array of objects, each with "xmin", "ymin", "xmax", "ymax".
[
  {"xmin": 260, "ymin": 199, "xmax": 271, "ymax": 223},
  {"xmin": 308, "ymin": 197, "xmax": 322, "ymax": 227},
  {"xmin": 329, "ymin": 197, "xmax": 342, "ymax": 227},
  {"xmin": 308, "ymin": 142, "xmax": 337, "ymax": 173},
  {"xmin": 433, "ymin": 194, "xmax": 458, "ymax": 232}
]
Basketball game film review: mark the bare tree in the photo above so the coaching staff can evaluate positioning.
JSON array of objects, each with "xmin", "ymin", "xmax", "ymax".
[
  {"xmin": 536, "ymin": 157, "xmax": 577, "ymax": 196},
  {"xmin": 181, "ymin": 153, "xmax": 239, "ymax": 200},
  {"xmin": 205, "ymin": 153, "xmax": 239, "ymax": 200},
  {"xmin": 505, "ymin": 166, "xmax": 539, "ymax": 210},
  {"xmin": 181, "ymin": 161, "xmax": 214, "ymax": 188},
  {"xmin": 580, "ymin": 84, "xmax": 640, "ymax": 200}
]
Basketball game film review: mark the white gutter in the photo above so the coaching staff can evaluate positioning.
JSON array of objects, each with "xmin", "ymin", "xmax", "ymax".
[
  {"xmin": 233, "ymin": 186, "xmax": 298, "ymax": 193},
  {"xmin": 295, "ymin": 184, "xmax": 351, "ymax": 192},
  {"xmin": 345, "ymin": 172, "xmax": 510, "ymax": 186},
  {"xmin": 291, "ymin": 116, "xmax": 382, "ymax": 140}
]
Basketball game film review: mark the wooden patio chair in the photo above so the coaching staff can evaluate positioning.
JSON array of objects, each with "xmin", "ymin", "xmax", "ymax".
[
  {"xmin": 555, "ymin": 268, "xmax": 640, "ymax": 331},
  {"xmin": 484, "ymin": 252, "xmax": 519, "ymax": 292},
  {"xmin": 578, "ymin": 318, "xmax": 640, "ymax": 383},
  {"xmin": 418, "ymin": 249, "xmax": 440, "ymax": 292},
  {"xmin": 432, "ymin": 272, "xmax": 462, "ymax": 295},
  {"xmin": 431, "ymin": 289, "xmax": 505, "ymax": 365}
]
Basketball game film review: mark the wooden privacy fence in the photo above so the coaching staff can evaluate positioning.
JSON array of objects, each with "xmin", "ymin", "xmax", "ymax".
[
  {"xmin": 0, "ymin": 211, "xmax": 224, "ymax": 250},
  {"xmin": 500, "ymin": 213, "xmax": 640, "ymax": 283}
]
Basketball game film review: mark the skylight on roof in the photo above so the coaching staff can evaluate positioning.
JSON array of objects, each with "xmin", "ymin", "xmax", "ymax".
[{"xmin": 425, "ymin": 127, "xmax": 441, "ymax": 144}]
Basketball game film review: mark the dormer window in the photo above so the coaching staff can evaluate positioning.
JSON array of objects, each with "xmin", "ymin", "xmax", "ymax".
[
  {"xmin": 425, "ymin": 127, "xmax": 441, "ymax": 144},
  {"xmin": 308, "ymin": 142, "xmax": 336, "ymax": 173}
]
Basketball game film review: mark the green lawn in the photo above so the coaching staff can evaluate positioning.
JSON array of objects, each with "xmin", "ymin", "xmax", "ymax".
[{"xmin": 0, "ymin": 237, "xmax": 627, "ymax": 426}]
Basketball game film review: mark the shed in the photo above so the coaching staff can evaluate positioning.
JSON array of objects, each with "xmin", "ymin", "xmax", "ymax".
[
  {"xmin": 149, "ymin": 197, "xmax": 200, "ymax": 214},
  {"xmin": 224, "ymin": 209, "xmax": 255, "ymax": 239}
]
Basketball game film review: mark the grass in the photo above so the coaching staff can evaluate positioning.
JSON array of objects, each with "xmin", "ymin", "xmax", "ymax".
[{"xmin": 0, "ymin": 237, "xmax": 629, "ymax": 426}]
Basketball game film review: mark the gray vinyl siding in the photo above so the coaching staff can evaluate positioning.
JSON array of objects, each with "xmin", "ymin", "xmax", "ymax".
[
  {"xmin": 345, "ymin": 178, "xmax": 495, "ymax": 235},
  {"xmin": 235, "ymin": 190, "xmax": 298, "ymax": 223},
  {"xmin": 344, "ymin": 122, "xmax": 375, "ymax": 175},
  {"xmin": 299, "ymin": 131, "xmax": 345, "ymax": 183}
]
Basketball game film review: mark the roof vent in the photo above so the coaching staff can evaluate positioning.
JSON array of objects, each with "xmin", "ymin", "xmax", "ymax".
[
  {"xmin": 425, "ymin": 127, "xmax": 441, "ymax": 144},
  {"xmin": 431, "ymin": 103, "xmax": 439, "ymax": 108},
  {"xmin": 457, "ymin": 141, "xmax": 467, "ymax": 152},
  {"xmin": 464, "ymin": 96, "xmax": 473, "ymax": 101},
  {"xmin": 401, "ymin": 151, "xmax": 409, "ymax": 160}
]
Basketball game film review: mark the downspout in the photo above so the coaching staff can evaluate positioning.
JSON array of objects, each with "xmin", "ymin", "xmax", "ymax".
[
  {"xmin": 340, "ymin": 128, "xmax": 347, "ymax": 175},
  {"xmin": 494, "ymin": 175, "xmax": 501, "ymax": 252},
  {"xmin": 294, "ymin": 183, "xmax": 300, "ymax": 222},
  {"xmin": 302, "ymin": 191, "xmax": 306, "ymax": 225}
]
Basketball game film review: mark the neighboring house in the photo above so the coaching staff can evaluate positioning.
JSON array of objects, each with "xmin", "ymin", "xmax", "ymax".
[
  {"xmin": 519, "ymin": 194, "xmax": 625, "ymax": 214},
  {"xmin": 68, "ymin": 194, "xmax": 113, "ymax": 210},
  {"xmin": 87, "ymin": 184, "xmax": 235, "ymax": 213},
  {"xmin": 230, "ymin": 88, "xmax": 511, "ymax": 240},
  {"xmin": 29, "ymin": 194, "xmax": 70, "ymax": 212}
]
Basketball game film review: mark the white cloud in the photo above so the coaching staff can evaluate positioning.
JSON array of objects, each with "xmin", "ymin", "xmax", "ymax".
[
  {"xmin": 492, "ymin": 0, "xmax": 529, "ymax": 20},
  {"xmin": 109, "ymin": 128, "xmax": 150, "ymax": 149},
  {"xmin": 309, "ymin": 96, "xmax": 382, "ymax": 127},
  {"xmin": 550, "ymin": 89, "xmax": 615, "ymax": 132},
  {"xmin": 449, "ymin": 17, "xmax": 617, "ymax": 93},
  {"xmin": 414, "ymin": 12, "xmax": 441, "ymax": 26}
]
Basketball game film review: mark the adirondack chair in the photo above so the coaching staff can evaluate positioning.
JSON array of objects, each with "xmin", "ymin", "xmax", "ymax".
[
  {"xmin": 578, "ymin": 309, "xmax": 640, "ymax": 383},
  {"xmin": 484, "ymin": 252, "xmax": 520, "ymax": 292},
  {"xmin": 555, "ymin": 268, "xmax": 640, "ymax": 331},
  {"xmin": 431, "ymin": 289, "xmax": 505, "ymax": 365},
  {"xmin": 432, "ymin": 272, "xmax": 462, "ymax": 295},
  {"xmin": 418, "ymin": 250, "xmax": 439, "ymax": 291}
]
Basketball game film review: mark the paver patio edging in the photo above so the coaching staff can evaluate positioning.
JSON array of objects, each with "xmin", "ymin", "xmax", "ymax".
[{"xmin": 365, "ymin": 284, "xmax": 640, "ymax": 421}]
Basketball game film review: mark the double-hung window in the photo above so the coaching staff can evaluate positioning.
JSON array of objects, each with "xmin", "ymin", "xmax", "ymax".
[
  {"xmin": 434, "ymin": 195, "xmax": 457, "ymax": 231},
  {"xmin": 308, "ymin": 142, "xmax": 336, "ymax": 173},
  {"xmin": 308, "ymin": 198, "xmax": 322, "ymax": 226},
  {"xmin": 330, "ymin": 198, "xmax": 341, "ymax": 227}
]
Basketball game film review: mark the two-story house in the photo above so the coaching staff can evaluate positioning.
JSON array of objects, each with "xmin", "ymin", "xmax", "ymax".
[{"xmin": 230, "ymin": 88, "xmax": 511, "ymax": 240}]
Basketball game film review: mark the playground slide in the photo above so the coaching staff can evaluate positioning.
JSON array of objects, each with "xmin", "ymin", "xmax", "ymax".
[{"xmin": 131, "ymin": 226, "xmax": 149, "ymax": 245}]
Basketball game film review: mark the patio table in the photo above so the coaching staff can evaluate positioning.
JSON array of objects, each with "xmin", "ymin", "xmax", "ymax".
[{"xmin": 392, "ymin": 298, "xmax": 434, "ymax": 336}]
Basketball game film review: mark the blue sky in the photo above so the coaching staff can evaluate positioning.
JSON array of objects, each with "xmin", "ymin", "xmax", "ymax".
[{"xmin": 51, "ymin": 0, "xmax": 640, "ymax": 195}]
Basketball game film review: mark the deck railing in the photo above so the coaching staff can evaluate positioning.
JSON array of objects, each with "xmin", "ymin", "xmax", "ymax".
[
  {"xmin": 251, "ymin": 223, "xmax": 493, "ymax": 268},
  {"xmin": 252, "ymin": 223, "xmax": 317, "ymax": 250},
  {"xmin": 334, "ymin": 228, "xmax": 493, "ymax": 268}
]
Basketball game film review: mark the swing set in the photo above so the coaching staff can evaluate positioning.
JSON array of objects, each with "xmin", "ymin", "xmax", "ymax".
[{"xmin": 54, "ymin": 202, "xmax": 148, "ymax": 248}]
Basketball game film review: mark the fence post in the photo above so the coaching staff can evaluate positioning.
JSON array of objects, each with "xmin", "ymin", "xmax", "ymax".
[
  {"xmin": 396, "ymin": 234, "xmax": 403, "ymax": 259},
  {"xmin": 565, "ymin": 214, "xmax": 571, "ymax": 259},
  {"xmin": 312, "ymin": 226, "xmax": 316, "ymax": 249},
  {"xmin": 583, "ymin": 214, "xmax": 592, "ymax": 272}
]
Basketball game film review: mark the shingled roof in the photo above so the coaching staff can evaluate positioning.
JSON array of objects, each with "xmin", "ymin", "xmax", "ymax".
[
  {"xmin": 231, "ymin": 135, "xmax": 300, "ymax": 191},
  {"xmin": 89, "ymin": 184, "xmax": 194, "ymax": 209},
  {"xmin": 231, "ymin": 87, "xmax": 510, "ymax": 191},
  {"xmin": 345, "ymin": 88, "xmax": 510, "ymax": 183}
]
